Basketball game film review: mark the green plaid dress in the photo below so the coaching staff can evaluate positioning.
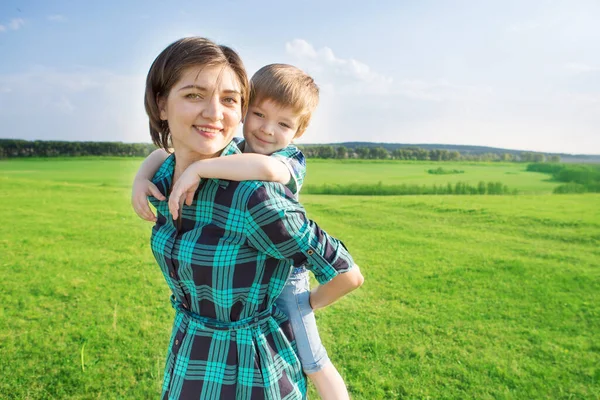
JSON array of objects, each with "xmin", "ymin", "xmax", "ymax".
[{"xmin": 149, "ymin": 138, "xmax": 354, "ymax": 400}]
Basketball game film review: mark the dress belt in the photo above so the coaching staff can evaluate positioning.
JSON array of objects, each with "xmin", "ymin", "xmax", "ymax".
[{"xmin": 170, "ymin": 295, "xmax": 274, "ymax": 331}]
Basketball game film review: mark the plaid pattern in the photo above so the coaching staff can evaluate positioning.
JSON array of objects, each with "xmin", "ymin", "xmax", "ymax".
[
  {"xmin": 269, "ymin": 146, "xmax": 305, "ymax": 196},
  {"xmin": 149, "ymin": 138, "xmax": 354, "ymax": 399},
  {"xmin": 269, "ymin": 146, "xmax": 306, "ymax": 276}
]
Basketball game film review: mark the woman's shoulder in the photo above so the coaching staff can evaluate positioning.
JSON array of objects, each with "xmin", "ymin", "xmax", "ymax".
[
  {"xmin": 234, "ymin": 180, "xmax": 297, "ymax": 210},
  {"xmin": 151, "ymin": 153, "xmax": 176, "ymax": 198},
  {"xmin": 222, "ymin": 180, "xmax": 295, "ymax": 209}
]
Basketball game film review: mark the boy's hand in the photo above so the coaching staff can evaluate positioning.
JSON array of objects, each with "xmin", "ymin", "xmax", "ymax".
[
  {"xmin": 169, "ymin": 167, "xmax": 202, "ymax": 220},
  {"xmin": 131, "ymin": 178, "xmax": 166, "ymax": 222}
]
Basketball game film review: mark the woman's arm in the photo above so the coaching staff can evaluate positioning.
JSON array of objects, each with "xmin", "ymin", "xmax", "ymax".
[
  {"xmin": 131, "ymin": 149, "xmax": 170, "ymax": 221},
  {"xmin": 309, "ymin": 265, "xmax": 364, "ymax": 310},
  {"xmin": 245, "ymin": 182, "xmax": 361, "ymax": 291}
]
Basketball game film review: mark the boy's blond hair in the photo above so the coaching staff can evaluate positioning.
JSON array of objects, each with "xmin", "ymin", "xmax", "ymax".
[{"xmin": 250, "ymin": 64, "xmax": 319, "ymax": 137}]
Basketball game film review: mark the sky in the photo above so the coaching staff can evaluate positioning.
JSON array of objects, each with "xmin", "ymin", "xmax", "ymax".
[{"xmin": 1, "ymin": 0, "xmax": 599, "ymax": 154}]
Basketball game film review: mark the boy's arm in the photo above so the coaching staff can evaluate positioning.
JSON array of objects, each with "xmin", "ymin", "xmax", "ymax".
[
  {"xmin": 134, "ymin": 148, "xmax": 171, "ymax": 182},
  {"xmin": 188, "ymin": 153, "xmax": 292, "ymax": 184},
  {"xmin": 169, "ymin": 151, "xmax": 302, "ymax": 219},
  {"xmin": 269, "ymin": 147, "xmax": 306, "ymax": 196},
  {"xmin": 131, "ymin": 149, "xmax": 170, "ymax": 222}
]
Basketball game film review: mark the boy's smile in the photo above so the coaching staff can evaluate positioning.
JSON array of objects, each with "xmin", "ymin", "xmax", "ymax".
[{"xmin": 243, "ymin": 99, "xmax": 301, "ymax": 155}]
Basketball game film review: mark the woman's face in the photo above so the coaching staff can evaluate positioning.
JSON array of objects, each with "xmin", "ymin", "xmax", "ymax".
[{"xmin": 159, "ymin": 64, "xmax": 243, "ymax": 158}]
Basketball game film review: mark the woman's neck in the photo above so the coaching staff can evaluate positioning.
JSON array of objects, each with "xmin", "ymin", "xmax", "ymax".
[{"xmin": 172, "ymin": 147, "xmax": 219, "ymax": 185}]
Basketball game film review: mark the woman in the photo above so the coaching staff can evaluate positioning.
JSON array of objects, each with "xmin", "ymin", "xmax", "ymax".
[{"xmin": 144, "ymin": 37, "xmax": 363, "ymax": 400}]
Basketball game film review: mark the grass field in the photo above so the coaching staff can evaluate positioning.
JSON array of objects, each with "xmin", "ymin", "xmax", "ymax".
[
  {"xmin": 1, "ymin": 158, "xmax": 599, "ymax": 399},
  {"xmin": 304, "ymin": 159, "xmax": 561, "ymax": 194}
]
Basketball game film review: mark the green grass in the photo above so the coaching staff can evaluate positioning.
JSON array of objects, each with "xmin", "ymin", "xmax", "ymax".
[
  {"xmin": 1, "ymin": 158, "xmax": 599, "ymax": 399},
  {"xmin": 0, "ymin": 157, "xmax": 561, "ymax": 194},
  {"xmin": 304, "ymin": 160, "xmax": 560, "ymax": 194}
]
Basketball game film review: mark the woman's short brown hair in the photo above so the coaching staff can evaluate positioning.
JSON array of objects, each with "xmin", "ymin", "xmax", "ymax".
[{"xmin": 144, "ymin": 37, "xmax": 249, "ymax": 150}]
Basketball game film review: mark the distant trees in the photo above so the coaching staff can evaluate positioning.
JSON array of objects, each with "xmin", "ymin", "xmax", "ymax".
[
  {"xmin": 298, "ymin": 145, "xmax": 559, "ymax": 162},
  {"xmin": 0, "ymin": 139, "xmax": 564, "ymax": 164},
  {"xmin": 548, "ymin": 155, "xmax": 561, "ymax": 163},
  {"xmin": 336, "ymin": 146, "xmax": 348, "ymax": 159},
  {"xmin": 527, "ymin": 162, "xmax": 600, "ymax": 193},
  {"xmin": 0, "ymin": 139, "xmax": 156, "ymax": 158},
  {"xmin": 520, "ymin": 152, "xmax": 546, "ymax": 163}
]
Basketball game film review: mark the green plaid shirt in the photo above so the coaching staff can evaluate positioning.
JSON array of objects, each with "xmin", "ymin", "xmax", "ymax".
[{"xmin": 149, "ymin": 138, "xmax": 354, "ymax": 400}]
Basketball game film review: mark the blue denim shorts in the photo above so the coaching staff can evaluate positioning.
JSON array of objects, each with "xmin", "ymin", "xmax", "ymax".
[{"xmin": 275, "ymin": 268, "xmax": 329, "ymax": 374}]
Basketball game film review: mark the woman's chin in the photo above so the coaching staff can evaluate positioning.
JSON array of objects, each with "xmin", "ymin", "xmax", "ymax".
[{"xmin": 177, "ymin": 138, "xmax": 225, "ymax": 157}]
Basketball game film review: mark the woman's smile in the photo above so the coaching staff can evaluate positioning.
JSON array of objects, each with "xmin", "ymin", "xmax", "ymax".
[
  {"xmin": 194, "ymin": 125, "xmax": 223, "ymax": 139},
  {"xmin": 159, "ymin": 64, "xmax": 243, "ymax": 163}
]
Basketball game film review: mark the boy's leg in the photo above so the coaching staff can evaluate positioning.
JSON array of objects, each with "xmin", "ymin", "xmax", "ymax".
[
  {"xmin": 307, "ymin": 362, "xmax": 350, "ymax": 400},
  {"xmin": 275, "ymin": 269, "xmax": 350, "ymax": 400}
]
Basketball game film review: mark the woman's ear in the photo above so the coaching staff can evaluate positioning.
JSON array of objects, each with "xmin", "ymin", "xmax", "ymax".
[{"xmin": 157, "ymin": 95, "xmax": 167, "ymax": 120}]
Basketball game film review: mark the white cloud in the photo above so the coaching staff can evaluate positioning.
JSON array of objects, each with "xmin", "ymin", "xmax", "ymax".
[
  {"xmin": 8, "ymin": 18, "xmax": 25, "ymax": 30},
  {"xmin": 396, "ymin": 79, "xmax": 494, "ymax": 102},
  {"xmin": 47, "ymin": 15, "xmax": 67, "ymax": 22},
  {"xmin": 285, "ymin": 39, "xmax": 317, "ymax": 59},
  {"xmin": 0, "ymin": 18, "xmax": 25, "ymax": 32},
  {"xmin": 53, "ymin": 96, "xmax": 76, "ymax": 114},
  {"xmin": 507, "ymin": 21, "xmax": 542, "ymax": 33},
  {"xmin": 564, "ymin": 62, "xmax": 599, "ymax": 74},
  {"xmin": 281, "ymin": 40, "xmax": 599, "ymax": 154},
  {"xmin": 285, "ymin": 39, "xmax": 393, "ymax": 87}
]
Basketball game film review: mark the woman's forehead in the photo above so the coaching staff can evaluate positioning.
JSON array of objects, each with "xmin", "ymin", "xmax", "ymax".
[{"xmin": 176, "ymin": 65, "xmax": 242, "ymax": 92}]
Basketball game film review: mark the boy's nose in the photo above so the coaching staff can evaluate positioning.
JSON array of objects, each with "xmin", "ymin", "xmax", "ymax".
[{"xmin": 260, "ymin": 123, "xmax": 274, "ymax": 135}]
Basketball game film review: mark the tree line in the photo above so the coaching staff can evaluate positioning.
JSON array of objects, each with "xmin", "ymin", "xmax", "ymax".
[
  {"xmin": 297, "ymin": 145, "xmax": 560, "ymax": 163},
  {"xmin": 527, "ymin": 162, "xmax": 600, "ymax": 193},
  {"xmin": 0, "ymin": 139, "xmax": 156, "ymax": 158},
  {"xmin": 0, "ymin": 139, "xmax": 560, "ymax": 163}
]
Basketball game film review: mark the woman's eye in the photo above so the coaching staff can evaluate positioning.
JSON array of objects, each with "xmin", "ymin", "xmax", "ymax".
[
  {"xmin": 186, "ymin": 93, "xmax": 202, "ymax": 100},
  {"xmin": 223, "ymin": 97, "xmax": 237, "ymax": 104}
]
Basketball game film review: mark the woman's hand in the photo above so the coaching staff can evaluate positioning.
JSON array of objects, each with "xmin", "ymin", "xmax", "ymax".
[
  {"xmin": 131, "ymin": 178, "xmax": 166, "ymax": 222},
  {"xmin": 169, "ymin": 167, "xmax": 202, "ymax": 220}
]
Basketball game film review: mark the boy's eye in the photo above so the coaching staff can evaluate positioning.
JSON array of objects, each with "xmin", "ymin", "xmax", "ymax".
[
  {"xmin": 279, "ymin": 122, "xmax": 291, "ymax": 129},
  {"xmin": 253, "ymin": 112, "xmax": 264, "ymax": 118}
]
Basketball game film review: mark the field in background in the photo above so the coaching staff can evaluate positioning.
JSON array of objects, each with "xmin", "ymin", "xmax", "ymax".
[
  {"xmin": 304, "ymin": 159, "xmax": 561, "ymax": 194},
  {"xmin": 1, "ymin": 158, "xmax": 599, "ymax": 399},
  {"xmin": 1, "ymin": 157, "xmax": 561, "ymax": 194}
]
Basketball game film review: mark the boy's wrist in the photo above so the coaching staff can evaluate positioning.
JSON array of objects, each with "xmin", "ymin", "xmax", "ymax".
[
  {"xmin": 190, "ymin": 160, "xmax": 206, "ymax": 176},
  {"xmin": 133, "ymin": 176, "xmax": 149, "ymax": 182}
]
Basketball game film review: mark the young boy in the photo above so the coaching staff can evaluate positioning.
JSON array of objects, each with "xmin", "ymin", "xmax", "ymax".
[{"xmin": 132, "ymin": 64, "xmax": 357, "ymax": 399}]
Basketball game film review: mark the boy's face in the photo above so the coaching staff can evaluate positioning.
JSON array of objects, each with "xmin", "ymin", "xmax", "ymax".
[{"xmin": 243, "ymin": 99, "xmax": 301, "ymax": 155}]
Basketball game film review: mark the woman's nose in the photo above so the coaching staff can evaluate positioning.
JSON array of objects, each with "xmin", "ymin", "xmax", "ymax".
[{"xmin": 201, "ymin": 95, "xmax": 224, "ymax": 121}]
